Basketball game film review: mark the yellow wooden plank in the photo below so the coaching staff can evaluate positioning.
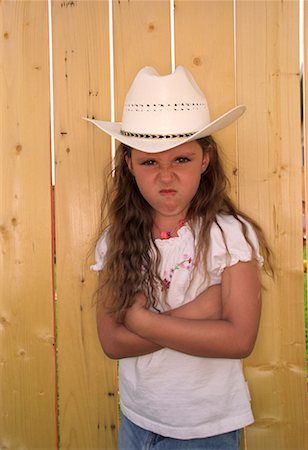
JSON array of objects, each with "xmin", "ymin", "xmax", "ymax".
[
  {"xmin": 52, "ymin": 1, "xmax": 117, "ymax": 449},
  {"xmin": 236, "ymin": 1, "xmax": 308, "ymax": 449},
  {"xmin": 113, "ymin": 0, "xmax": 172, "ymax": 120},
  {"xmin": 0, "ymin": 1, "xmax": 57, "ymax": 448},
  {"xmin": 304, "ymin": 0, "xmax": 308, "ymax": 247},
  {"xmin": 174, "ymin": 0, "xmax": 238, "ymax": 200}
]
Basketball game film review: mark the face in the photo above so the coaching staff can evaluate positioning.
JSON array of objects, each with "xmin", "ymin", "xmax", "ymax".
[{"xmin": 126, "ymin": 141, "xmax": 210, "ymax": 225}]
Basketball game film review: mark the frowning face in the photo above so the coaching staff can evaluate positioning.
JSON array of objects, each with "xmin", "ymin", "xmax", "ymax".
[{"xmin": 126, "ymin": 141, "xmax": 209, "ymax": 227}]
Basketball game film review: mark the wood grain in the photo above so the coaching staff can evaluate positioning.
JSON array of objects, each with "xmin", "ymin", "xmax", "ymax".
[
  {"xmin": 113, "ymin": 0, "xmax": 172, "ymax": 121},
  {"xmin": 174, "ymin": 0, "xmax": 238, "ymax": 200},
  {"xmin": 52, "ymin": 1, "xmax": 117, "ymax": 448},
  {"xmin": 236, "ymin": 1, "xmax": 308, "ymax": 448},
  {"xmin": 0, "ymin": 1, "xmax": 57, "ymax": 448},
  {"xmin": 1, "ymin": 1, "xmax": 307, "ymax": 448}
]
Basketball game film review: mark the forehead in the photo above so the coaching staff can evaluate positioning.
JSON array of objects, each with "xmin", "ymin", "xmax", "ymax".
[{"xmin": 131, "ymin": 140, "xmax": 202, "ymax": 159}]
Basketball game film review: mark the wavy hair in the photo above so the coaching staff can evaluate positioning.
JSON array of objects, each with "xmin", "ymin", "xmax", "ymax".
[{"xmin": 97, "ymin": 137, "xmax": 273, "ymax": 321}]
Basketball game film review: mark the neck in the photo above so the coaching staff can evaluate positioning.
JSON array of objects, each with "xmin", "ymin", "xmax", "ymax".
[{"xmin": 153, "ymin": 218, "xmax": 186, "ymax": 240}]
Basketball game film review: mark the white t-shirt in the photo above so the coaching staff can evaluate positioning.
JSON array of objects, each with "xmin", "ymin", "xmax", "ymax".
[{"xmin": 91, "ymin": 214, "xmax": 264, "ymax": 439}]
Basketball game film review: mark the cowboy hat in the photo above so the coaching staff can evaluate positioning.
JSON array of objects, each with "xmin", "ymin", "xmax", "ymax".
[{"xmin": 84, "ymin": 66, "xmax": 246, "ymax": 153}]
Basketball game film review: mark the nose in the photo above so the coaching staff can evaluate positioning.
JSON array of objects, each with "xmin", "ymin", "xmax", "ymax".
[{"xmin": 158, "ymin": 165, "xmax": 174, "ymax": 183}]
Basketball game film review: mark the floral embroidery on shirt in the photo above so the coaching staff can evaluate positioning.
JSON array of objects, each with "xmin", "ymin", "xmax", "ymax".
[{"xmin": 160, "ymin": 254, "xmax": 193, "ymax": 291}]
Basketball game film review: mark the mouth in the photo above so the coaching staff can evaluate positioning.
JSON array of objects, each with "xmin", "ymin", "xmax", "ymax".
[{"xmin": 159, "ymin": 189, "xmax": 177, "ymax": 196}]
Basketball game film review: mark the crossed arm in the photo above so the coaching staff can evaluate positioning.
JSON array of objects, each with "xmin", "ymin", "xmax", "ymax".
[{"xmin": 96, "ymin": 261, "xmax": 261, "ymax": 360}]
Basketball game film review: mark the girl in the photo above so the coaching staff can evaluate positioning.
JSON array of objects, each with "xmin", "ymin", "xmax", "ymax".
[{"xmin": 88, "ymin": 66, "xmax": 273, "ymax": 450}]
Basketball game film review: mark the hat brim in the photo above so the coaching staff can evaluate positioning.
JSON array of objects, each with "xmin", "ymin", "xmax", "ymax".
[{"xmin": 84, "ymin": 105, "xmax": 246, "ymax": 153}]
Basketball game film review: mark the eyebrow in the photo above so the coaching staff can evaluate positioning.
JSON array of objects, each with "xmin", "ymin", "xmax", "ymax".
[{"xmin": 135, "ymin": 151, "xmax": 197, "ymax": 162}]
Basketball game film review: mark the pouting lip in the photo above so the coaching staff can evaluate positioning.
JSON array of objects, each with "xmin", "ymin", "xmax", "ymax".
[{"xmin": 159, "ymin": 189, "xmax": 177, "ymax": 195}]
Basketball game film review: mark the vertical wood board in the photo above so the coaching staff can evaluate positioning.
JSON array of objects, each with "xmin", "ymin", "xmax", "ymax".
[
  {"xmin": 174, "ymin": 0, "xmax": 238, "ymax": 200},
  {"xmin": 113, "ymin": 0, "xmax": 172, "ymax": 121},
  {"xmin": 1, "ymin": 1, "xmax": 307, "ymax": 449},
  {"xmin": 304, "ymin": 0, "xmax": 308, "ymax": 397},
  {"xmin": 236, "ymin": 1, "xmax": 308, "ymax": 449},
  {"xmin": 0, "ymin": 1, "xmax": 57, "ymax": 448},
  {"xmin": 304, "ymin": 0, "xmax": 308, "ymax": 245},
  {"xmin": 52, "ymin": 1, "xmax": 117, "ymax": 449}
]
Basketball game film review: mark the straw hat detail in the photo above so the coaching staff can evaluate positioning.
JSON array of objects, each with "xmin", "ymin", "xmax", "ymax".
[{"xmin": 84, "ymin": 66, "xmax": 246, "ymax": 153}]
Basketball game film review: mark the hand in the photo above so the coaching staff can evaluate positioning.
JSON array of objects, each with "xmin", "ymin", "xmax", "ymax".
[
  {"xmin": 193, "ymin": 284, "xmax": 222, "ymax": 319},
  {"xmin": 168, "ymin": 284, "xmax": 222, "ymax": 320},
  {"xmin": 125, "ymin": 292, "xmax": 149, "ymax": 332}
]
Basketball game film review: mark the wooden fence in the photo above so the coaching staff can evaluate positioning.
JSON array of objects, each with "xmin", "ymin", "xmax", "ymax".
[{"xmin": 1, "ymin": 0, "xmax": 308, "ymax": 449}]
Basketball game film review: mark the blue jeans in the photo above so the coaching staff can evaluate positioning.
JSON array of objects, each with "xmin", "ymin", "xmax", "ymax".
[{"xmin": 118, "ymin": 413, "xmax": 241, "ymax": 450}]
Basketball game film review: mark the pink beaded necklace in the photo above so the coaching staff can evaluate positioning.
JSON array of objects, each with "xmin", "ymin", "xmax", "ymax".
[{"xmin": 154, "ymin": 219, "xmax": 185, "ymax": 240}]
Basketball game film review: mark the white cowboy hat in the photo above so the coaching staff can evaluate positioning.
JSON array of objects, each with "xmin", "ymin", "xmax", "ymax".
[{"xmin": 84, "ymin": 66, "xmax": 246, "ymax": 153}]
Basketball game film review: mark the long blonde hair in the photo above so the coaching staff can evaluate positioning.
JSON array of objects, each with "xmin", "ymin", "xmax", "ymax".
[{"xmin": 97, "ymin": 137, "xmax": 273, "ymax": 321}]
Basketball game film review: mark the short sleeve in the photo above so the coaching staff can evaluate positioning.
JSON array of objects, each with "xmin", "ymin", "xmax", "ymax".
[
  {"xmin": 208, "ymin": 214, "xmax": 264, "ymax": 279},
  {"xmin": 90, "ymin": 230, "xmax": 109, "ymax": 272}
]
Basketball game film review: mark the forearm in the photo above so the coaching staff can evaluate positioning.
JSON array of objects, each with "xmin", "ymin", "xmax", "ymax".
[
  {"xmin": 99, "ymin": 321, "xmax": 162, "ymax": 359},
  {"xmin": 98, "ymin": 284, "xmax": 222, "ymax": 359},
  {"xmin": 104, "ymin": 300, "xmax": 221, "ymax": 359},
  {"xmin": 126, "ymin": 311, "xmax": 253, "ymax": 358},
  {"xmin": 104, "ymin": 325, "xmax": 161, "ymax": 359},
  {"xmin": 167, "ymin": 284, "xmax": 222, "ymax": 319},
  {"xmin": 125, "ymin": 262, "xmax": 261, "ymax": 358},
  {"xmin": 96, "ymin": 302, "xmax": 162, "ymax": 359}
]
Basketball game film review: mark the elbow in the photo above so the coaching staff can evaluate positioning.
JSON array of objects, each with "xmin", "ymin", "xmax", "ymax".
[
  {"xmin": 238, "ymin": 345, "xmax": 254, "ymax": 359},
  {"xmin": 97, "ymin": 331, "xmax": 121, "ymax": 359},
  {"xmin": 226, "ymin": 319, "xmax": 259, "ymax": 359},
  {"xmin": 234, "ymin": 336, "xmax": 257, "ymax": 359},
  {"xmin": 99, "ymin": 339, "xmax": 122, "ymax": 360},
  {"xmin": 103, "ymin": 347, "xmax": 120, "ymax": 360},
  {"xmin": 97, "ymin": 317, "xmax": 124, "ymax": 359}
]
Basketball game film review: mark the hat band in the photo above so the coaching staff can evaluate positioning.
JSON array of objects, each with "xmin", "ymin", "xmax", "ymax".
[{"xmin": 120, "ymin": 130, "xmax": 195, "ymax": 139}]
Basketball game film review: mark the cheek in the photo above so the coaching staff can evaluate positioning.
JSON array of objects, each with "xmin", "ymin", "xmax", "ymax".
[
  {"xmin": 191, "ymin": 179, "xmax": 202, "ymax": 197},
  {"xmin": 184, "ymin": 174, "xmax": 203, "ymax": 202},
  {"xmin": 134, "ymin": 174, "xmax": 153, "ymax": 199},
  {"xmin": 185, "ymin": 171, "xmax": 202, "ymax": 190}
]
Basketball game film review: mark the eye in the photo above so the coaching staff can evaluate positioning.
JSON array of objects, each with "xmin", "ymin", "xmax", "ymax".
[
  {"xmin": 141, "ymin": 159, "xmax": 157, "ymax": 166},
  {"xmin": 175, "ymin": 156, "xmax": 191, "ymax": 164}
]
